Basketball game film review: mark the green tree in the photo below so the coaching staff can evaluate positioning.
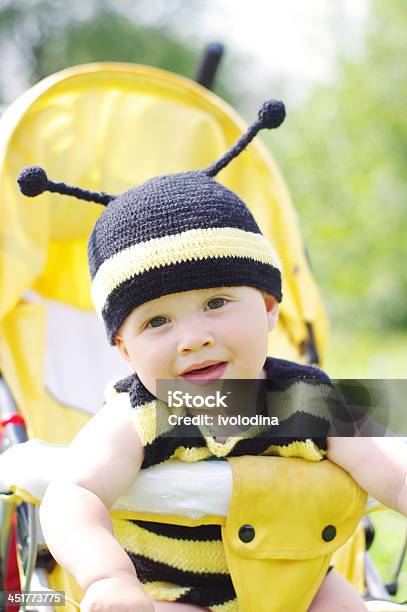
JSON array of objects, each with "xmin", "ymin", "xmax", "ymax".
[
  {"xmin": 273, "ymin": 0, "xmax": 407, "ymax": 332},
  {"xmin": 0, "ymin": 0, "xmax": 230, "ymax": 104}
]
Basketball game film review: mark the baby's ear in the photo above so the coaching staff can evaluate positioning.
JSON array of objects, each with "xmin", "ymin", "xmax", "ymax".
[
  {"xmin": 115, "ymin": 334, "xmax": 131, "ymax": 362},
  {"xmin": 264, "ymin": 293, "xmax": 279, "ymax": 331}
]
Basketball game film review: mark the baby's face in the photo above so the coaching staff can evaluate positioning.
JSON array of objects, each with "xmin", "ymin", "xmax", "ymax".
[{"xmin": 115, "ymin": 286, "xmax": 278, "ymax": 397}]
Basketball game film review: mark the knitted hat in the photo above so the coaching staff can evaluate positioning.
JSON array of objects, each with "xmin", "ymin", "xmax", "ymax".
[{"xmin": 17, "ymin": 99, "xmax": 286, "ymax": 345}]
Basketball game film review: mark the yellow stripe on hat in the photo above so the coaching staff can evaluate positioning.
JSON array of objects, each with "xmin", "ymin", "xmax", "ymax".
[{"xmin": 91, "ymin": 226, "xmax": 281, "ymax": 315}]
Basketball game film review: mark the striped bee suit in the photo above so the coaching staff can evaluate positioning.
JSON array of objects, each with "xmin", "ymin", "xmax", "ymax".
[{"xmin": 110, "ymin": 356, "xmax": 333, "ymax": 611}]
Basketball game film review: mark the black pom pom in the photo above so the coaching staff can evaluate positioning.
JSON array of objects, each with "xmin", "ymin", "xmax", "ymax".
[
  {"xmin": 17, "ymin": 166, "xmax": 49, "ymax": 197},
  {"xmin": 257, "ymin": 100, "xmax": 286, "ymax": 129}
]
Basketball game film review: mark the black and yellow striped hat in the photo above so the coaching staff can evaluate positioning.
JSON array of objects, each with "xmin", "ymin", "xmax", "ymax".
[{"xmin": 17, "ymin": 100, "xmax": 286, "ymax": 344}]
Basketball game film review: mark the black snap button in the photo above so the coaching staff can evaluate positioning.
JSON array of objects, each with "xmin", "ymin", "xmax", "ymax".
[
  {"xmin": 238, "ymin": 524, "xmax": 255, "ymax": 543},
  {"xmin": 322, "ymin": 525, "xmax": 336, "ymax": 542}
]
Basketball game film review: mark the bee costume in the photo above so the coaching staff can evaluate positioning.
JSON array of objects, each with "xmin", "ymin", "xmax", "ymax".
[{"xmin": 17, "ymin": 100, "xmax": 367, "ymax": 611}]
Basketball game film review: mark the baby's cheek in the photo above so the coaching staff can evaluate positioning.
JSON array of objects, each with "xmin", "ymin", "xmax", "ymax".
[
  {"xmin": 136, "ymin": 367, "xmax": 158, "ymax": 397},
  {"xmin": 235, "ymin": 315, "xmax": 266, "ymax": 344},
  {"xmin": 145, "ymin": 346, "xmax": 172, "ymax": 381}
]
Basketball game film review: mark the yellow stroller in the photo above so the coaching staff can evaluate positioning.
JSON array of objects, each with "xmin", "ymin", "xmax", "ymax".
[{"xmin": 0, "ymin": 58, "xmax": 405, "ymax": 611}]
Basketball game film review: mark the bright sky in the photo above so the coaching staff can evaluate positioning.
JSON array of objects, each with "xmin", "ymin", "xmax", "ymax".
[
  {"xmin": 192, "ymin": 0, "xmax": 369, "ymax": 103},
  {"xmin": 0, "ymin": 0, "xmax": 369, "ymax": 106}
]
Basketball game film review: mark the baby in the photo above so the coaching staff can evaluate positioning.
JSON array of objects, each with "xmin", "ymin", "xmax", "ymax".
[{"xmin": 18, "ymin": 100, "xmax": 407, "ymax": 611}]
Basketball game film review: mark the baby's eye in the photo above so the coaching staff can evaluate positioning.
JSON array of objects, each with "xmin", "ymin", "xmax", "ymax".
[
  {"xmin": 146, "ymin": 316, "xmax": 168, "ymax": 328},
  {"xmin": 206, "ymin": 297, "xmax": 227, "ymax": 310}
]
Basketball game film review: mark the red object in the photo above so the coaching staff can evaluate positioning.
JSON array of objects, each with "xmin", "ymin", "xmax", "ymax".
[
  {"xmin": 0, "ymin": 414, "xmax": 26, "ymax": 427},
  {"xmin": 0, "ymin": 414, "xmax": 26, "ymax": 443},
  {"xmin": 5, "ymin": 517, "xmax": 21, "ymax": 611},
  {"xmin": 1, "ymin": 413, "xmax": 25, "ymax": 609}
]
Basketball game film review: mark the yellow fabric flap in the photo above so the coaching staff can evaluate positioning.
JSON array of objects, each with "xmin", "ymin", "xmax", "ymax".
[{"xmin": 224, "ymin": 455, "xmax": 367, "ymax": 560}]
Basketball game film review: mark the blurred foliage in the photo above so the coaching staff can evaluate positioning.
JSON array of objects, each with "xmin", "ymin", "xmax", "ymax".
[
  {"xmin": 0, "ymin": 0, "xmax": 231, "ymax": 103},
  {"xmin": 324, "ymin": 328, "xmax": 407, "ymax": 378},
  {"xmin": 272, "ymin": 0, "xmax": 407, "ymax": 333},
  {"xmin": 370, "ymin": 510, "xmax": 407, "ymax": 605}
]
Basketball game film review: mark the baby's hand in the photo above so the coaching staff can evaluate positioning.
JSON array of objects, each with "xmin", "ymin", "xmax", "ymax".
[{"xmin": 80, "ymin": 575, "xmax": 155, "ymax": 611}]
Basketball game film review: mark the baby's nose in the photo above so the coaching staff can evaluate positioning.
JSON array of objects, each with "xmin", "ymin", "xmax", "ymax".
[{"xmin": 177, "ymin": 331, "xmax": 215, "ymax": 354}]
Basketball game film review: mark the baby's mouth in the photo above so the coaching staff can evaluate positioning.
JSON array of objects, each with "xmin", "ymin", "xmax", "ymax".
[
  {"xmin": 181, "ymin": 362, "xmax": 228, "ymax": 384},
  {"xmin": 190, "ymin": 364, "xmax": 219, "ymax": 373}
]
